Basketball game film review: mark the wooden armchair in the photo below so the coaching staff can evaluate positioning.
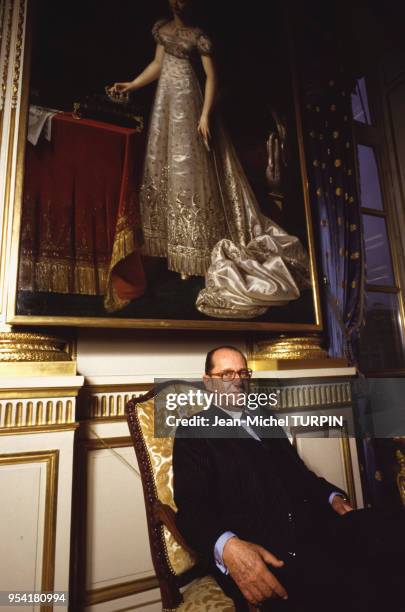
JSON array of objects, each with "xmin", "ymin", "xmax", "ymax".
[{"xmin": 126, "ymin": 386, "xmax": 257, "ymax": 611}]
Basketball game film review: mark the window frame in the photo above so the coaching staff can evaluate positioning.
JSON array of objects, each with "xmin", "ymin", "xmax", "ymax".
[{"xmin": 352, "ymin": 73, "xmax": 405, "ymax": 375}]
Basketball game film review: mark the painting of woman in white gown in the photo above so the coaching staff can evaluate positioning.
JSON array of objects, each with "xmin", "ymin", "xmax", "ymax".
[
  {"xmin": 111, "ymin": 0, "xmax": 310, "ymax": 319},
  {"xmin": 14, "ymin": 0, "xmax": 319, "ymax": 328}
]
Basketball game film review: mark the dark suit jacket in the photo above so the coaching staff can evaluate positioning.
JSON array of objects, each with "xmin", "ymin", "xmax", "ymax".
[{"xmin": 172, "ymin": 405, "xmax": 346, "ymax": 565}]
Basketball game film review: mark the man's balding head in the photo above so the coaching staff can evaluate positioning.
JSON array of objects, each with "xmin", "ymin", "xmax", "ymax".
[{"xmin": 205, "ymin": 345, "xmax": 247, "ymax": 375}]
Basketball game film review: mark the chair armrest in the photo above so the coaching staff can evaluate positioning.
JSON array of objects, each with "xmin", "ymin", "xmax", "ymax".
[
  {"xmin": 153, "ymin": 500, "xmax": 196, "ymax": 557},
  {"xmin": 154, "ymin": 501, "xmax": 259, "ymax": 611}
]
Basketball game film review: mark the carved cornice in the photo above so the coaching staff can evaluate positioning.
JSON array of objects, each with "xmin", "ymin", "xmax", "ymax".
[
  {"xmin": 0, "ymin": 332, "xmax": 72, "ymax": 362},
  {"xmin": 255, "ymin": 335, "xmax": 328, "ymax": 360},
  {"xmin": 250, "ymin": 334, "xmax": 347, "ymax": 371}
]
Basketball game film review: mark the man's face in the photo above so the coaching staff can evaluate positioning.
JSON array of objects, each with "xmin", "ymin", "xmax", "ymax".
[{"xmin": 204, "ymin": 348, "xmax": 249, "ymax": 409}]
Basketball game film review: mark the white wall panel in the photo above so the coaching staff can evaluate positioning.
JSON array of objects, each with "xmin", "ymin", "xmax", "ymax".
[
  {"xmin": 0, "ymin": 461, "xmax": 45, "ymax": 592},
  {"xmin": 86, "ymin": 446, "xmax": 153, "ymax": 591}
]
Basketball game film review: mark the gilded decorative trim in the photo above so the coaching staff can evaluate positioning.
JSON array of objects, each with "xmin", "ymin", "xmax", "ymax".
[
  {"xmin": 0, "ymin": 0, "xmax": 26, "ymax": 313},
  {"xmin": 11, "ymin": 0, "xmax": 26, "ymax": 110},
  {"xmin": 0, "ymin": 105, "xmax": 15, "ymax": 314},
  {"xmin": 0, "ymin": 387, "xmax": 79, "ymax": 400},
  {"xmin": 253, "ymin": 335, "xmax": 328, "ymax": 361},
  {"xmin": 0, "ymin": 360, "xmax": 77, "ymax": 376},
  {"xmin": 0, "ymin": 1, "xmax": 5, "ymax": 50},
  {"xmin": 256, "ymin": 380, "xmax": 351, "ymax": 411},
  {"xmin": 0, "ymin": 0, "xmax": 14, "ymax": 114},
  {"xmin": 85, "ymin": 576, "xmax": 159, "ymax": 606},
  {"xmin": 341, "ymin": 421, "xmax": 356, "ymax": 507},
  {"xmin": 0, "ymin": 332, "xmax": 72, "ymax": 362},
  {"xmin": 0, "ymin": 423, "xmax": 79, "ymax": 436},
  {"xmin": 79, "ymin": 385, "xmax": 151, "ymax": 420},
  {"xmin": 285, "ymin": 5, "xmax": 323, "ymax": 328},
  {"xmin": 396, "ymin": 450, "xmax": 405, "ymax": 506},
  {"xmin": 86, "ymin": 383, "xmax": 152, "ymax": 394},
  {"xmin": 0, "ymin": 397, "xmax": 77, "ymax": 429},
  {"xmin": 8, "ymin": 313, "xmax": 323, "ymax": 332},
  {"xmin": 0, "ymin": 450, "xmax": 59, "ymax": 599}
]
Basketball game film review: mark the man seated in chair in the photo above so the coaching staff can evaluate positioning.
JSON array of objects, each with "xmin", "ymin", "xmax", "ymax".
[{"xmin": 172, "ymin": 345, "xmax": 405, "ymax": 612}]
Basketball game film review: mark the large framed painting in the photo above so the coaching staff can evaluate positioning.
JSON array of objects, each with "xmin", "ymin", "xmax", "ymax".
[{"xmin": 7, "ymin": 0, "xmax": 322, "ymax": 331}]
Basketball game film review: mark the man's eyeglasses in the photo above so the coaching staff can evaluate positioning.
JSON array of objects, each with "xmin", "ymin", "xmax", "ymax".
[{"xmin": 209, "ymin": 368, "xmax": 253, "ymax": 381}]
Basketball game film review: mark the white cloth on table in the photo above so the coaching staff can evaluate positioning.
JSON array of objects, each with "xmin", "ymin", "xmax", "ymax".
[{"xmin": 27, "ymin": 105, "xmax": 60, "ymax": 146}]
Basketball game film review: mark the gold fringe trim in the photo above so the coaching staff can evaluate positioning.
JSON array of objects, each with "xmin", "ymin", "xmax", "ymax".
[
  {"xmin": 142, "ymin": 237, "xmax": 211, "ymax": 276},
  {"xmin": 167, "ymin": 249, "xmax": 209, "ymax": 276},
  {"xmin": 142, "ymin": 236, "xmax": 210, "ymax": 276},
  {"xmin": 18, "ymin": 258, "xmax": 108, "ymax": 295},
  {"xmin": 103, "ymin": 226, "xmax": 142, "ymax": 313}
]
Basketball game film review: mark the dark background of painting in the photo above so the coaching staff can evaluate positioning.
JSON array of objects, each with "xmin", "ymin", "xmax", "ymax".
[{"xmin": 18, "ymin": 0, "xmax": 314, "ymax": 322}]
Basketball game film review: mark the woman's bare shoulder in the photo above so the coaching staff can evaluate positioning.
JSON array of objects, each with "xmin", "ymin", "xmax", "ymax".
[{"xmin": 155, "ymin": 18, "xmax": 175, "ymax": 34}]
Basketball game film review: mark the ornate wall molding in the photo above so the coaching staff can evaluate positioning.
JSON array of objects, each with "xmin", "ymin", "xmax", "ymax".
[
  {"xmin": 0, "ymin": 332, "xmax": 72, "ymax": 362},
  {"xmin": 0, "ymin": 373, "xmax": 83, "ymax": 432},
  {"xmin": 70, "ymin": 434, "xmax": 158, "ymax": 608},
  {"xmin": 254, "ymin": 379, "xmax": 351, "ymax": 411},
  {"xmin": 0, "ymin": 0, "xmax": 14, "ymax": 117},
  {"xmin": 250, "ymin": 334, "xmax": 347, "ymax": 371},
  {"xmin": 0, "ymin": 0, "xmax": 28, "ymax": 321},
  {"xmin": 0, "ymin": 398, "xmax": 77, "ymax": 434},
  {"xmin": 0, "ymin": 332, "xmax": 76, "ymax": 376},
  {"xmin": 11, "ymin": 0, "xmax": 25, "ymax": 111},
  {"xmin": 78, "ymin": 377, "xmax": 352, "ymax": 419},
  {"xmin": 0, "ymin": 449, "xmax": 59, "ymax": 590},
  {"xmin": 79, "ymin": 384, "xmax": 151, "ymax": 420}
]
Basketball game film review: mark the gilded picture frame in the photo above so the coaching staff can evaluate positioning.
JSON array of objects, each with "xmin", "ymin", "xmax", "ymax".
[{"xmin": 6, "ymin": 0, "xmax": 323, "ymax": 332}]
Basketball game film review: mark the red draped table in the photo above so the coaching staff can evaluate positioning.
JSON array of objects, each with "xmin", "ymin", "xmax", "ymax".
[{"xmin": 19, "ymin": 113, "xmax": 146, "ymax": 311}]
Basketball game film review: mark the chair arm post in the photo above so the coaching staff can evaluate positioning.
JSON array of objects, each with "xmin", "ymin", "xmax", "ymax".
[{"xmin": 153, "ymin": 501, "xmax": 196, "ymax": 557}]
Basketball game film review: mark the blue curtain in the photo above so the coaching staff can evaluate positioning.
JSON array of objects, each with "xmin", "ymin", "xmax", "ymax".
[{"xmin": 302, "ymin": 72, "xmax": 364, "ymax": 361}]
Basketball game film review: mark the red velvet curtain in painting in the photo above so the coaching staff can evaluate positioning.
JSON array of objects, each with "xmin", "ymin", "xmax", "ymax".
[{"xmin": 19, "ymin": 113, "xmax": 146, "ymax": 311}]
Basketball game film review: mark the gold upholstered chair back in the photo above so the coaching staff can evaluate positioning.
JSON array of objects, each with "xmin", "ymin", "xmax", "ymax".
[{"xmin": 126, "ymin": 385, "xmax": 245, "ymax": 611}]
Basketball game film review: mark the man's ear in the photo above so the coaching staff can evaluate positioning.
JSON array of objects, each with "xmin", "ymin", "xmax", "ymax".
[{"xmin": 203, "ymin": 374, "xmax": 214, "ymax": 390}]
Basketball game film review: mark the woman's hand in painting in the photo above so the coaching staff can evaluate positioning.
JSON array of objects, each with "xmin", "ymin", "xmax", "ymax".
[
  {"xmin": 110, "ymin": 82, "xmax": 132, "ymax": 93},
  {"xmin": 198, "ymin": 114, "xmax": 211, "ymax": 151}
]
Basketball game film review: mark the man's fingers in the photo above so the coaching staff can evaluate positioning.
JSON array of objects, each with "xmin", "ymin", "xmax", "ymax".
[
  {"xmin": 257, "ymin": 565, "xmax": 288, "ymax": 600},
  {"xmin": 256, "ymin": 545, "xmax": 284, "ymax": 567},
  {"xmin": 267, "ymin": 574, "xmax": 288, "ymax": 600},
  {"xmin": 244, "ymin": 584, "xmax": 265, "ymax": 606}
]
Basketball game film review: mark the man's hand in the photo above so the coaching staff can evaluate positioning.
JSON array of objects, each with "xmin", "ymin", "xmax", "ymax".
[
  {"xmin": 332, "ymin": 495, "xmax": 354, "ymax": 515},
  {"xmin": 222, "ymin": 537, "xmax": 288, "ymax": 606}
]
